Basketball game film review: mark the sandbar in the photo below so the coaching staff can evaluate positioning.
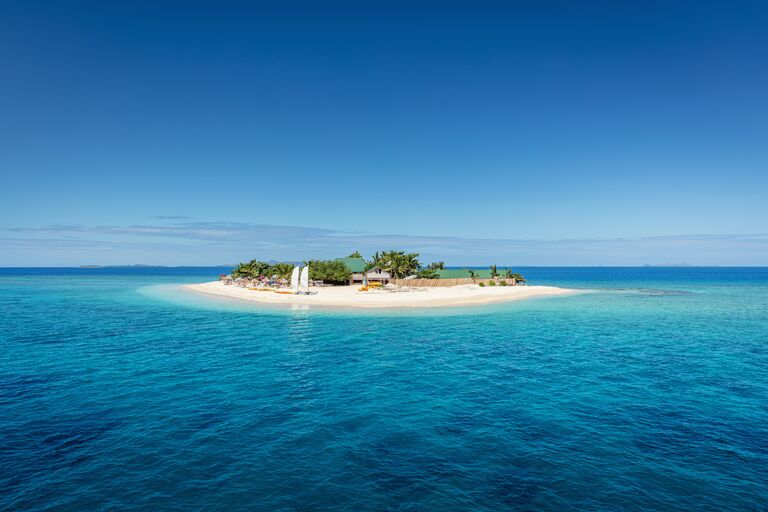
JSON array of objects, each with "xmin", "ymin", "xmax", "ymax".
[{"xmin": 184, "ymin": 281, "xmax": 575, "ymax": 309}]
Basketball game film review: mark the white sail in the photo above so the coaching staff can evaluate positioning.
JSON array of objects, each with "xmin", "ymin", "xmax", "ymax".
[
  {"xmin": 299, "ymin": 265, "xmax": 309, "ymax": 293},
  {"xmin": 290, "ymin": 266, "xmax": 300, "ymax": 294}
]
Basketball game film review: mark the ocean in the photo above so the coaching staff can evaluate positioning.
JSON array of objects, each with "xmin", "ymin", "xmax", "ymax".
[{"xmin": 1, "ymin": 267, "xmax": 767, "ymax": 510}]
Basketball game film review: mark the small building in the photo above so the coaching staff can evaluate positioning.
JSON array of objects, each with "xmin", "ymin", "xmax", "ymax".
[
  {"xmin": 365, "ymin": 267, "xmax": 391, "ymax": 283},
  {"xmin": 334, "ymin": 257, "xmax": 393, "ymax": 284},
  {"xmin": 335, "ymin": 257, "xmax": 368, "ymax": 284}
]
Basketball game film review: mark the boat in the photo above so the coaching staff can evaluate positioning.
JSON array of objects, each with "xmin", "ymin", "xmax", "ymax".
[
  {"xmin": 299, "ymin": 265, "xmax": 309, "ymax": 294},
  {"xmin": 290, "ymin": 266, "xmax": 300, "ymax": 294}
]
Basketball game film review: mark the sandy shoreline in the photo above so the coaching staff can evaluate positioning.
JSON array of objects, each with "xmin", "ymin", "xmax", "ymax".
[{"xmin": 184, "ymin": 281, "xmax": 575, "ymax": 309}]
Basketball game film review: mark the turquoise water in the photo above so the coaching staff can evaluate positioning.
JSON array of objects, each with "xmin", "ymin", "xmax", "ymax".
[{"xmin": 1, "ymin": 267, "xmax": 767, "ymax": 510}]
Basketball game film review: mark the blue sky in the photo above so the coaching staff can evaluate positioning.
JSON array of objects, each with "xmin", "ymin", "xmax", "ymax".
[{"xmin": 1, "ymin": 1, "xmax": 767, "ymax": 265}]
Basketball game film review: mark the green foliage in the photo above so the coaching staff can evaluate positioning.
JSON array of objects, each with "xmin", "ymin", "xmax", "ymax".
[
  {"xmin": 415, "ymin": 260, "xmax": 444, "ymax": 279},
  {"xmin": 231, "ymin": 259, "xmax": 271, "ymax": 279},
  {"xmin": 488, "ymin": 280, "xmax": 497, "ymax": 286},
  {"xmin": 363, "ymin": 251, "xmax": 379, "ymax": 271},
  {"xmin": 271, "ymin": 263, "xmax": 295, "ymax": 279},
  {"xmin": 231, "ymin": 260, "xmax": 295, "ymax": 280},
  {"xmin": 490, "ymin": 264, "xmax": 498, "ymax": 278},
  {"xmin": 478, "ymin": 282, "xmax": 485, "ymax": 287},
  {"xmin": 373, "ymin": 250, "xmax": 421, "ymax": 279},
  {"xmin": 305, "ymin": 259, "xmax": 352, "ymax": 285},
  {"xmin": 499, "ymin": 280, "xmax": 508, "ymax": 286},
  {"xmin": 230, "ymin": 261, "xmax": 247, "ymax": 278},
  {"xmin": 416, "ymin": 267, "xmax": 440, "ymax": 279},
  {"xmin": 501, "ymin": 267, "xmax": 526, "ymax": 282},
  {"xmin": 232, "ymin": 250, "xmax": 474, "ymax": 286}
]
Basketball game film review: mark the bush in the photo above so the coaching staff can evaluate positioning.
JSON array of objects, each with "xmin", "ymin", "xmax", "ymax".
[
  {"xmin": 488, "ymin": 280, "xmax": 496, "ymax": 286},
  {"xmin": 231, "ymin": 260, "xmax": 287, "ymax": 279},
  {"xmin": 478, "ymin": 282, "xmax": 485, "ymax": 287},
  {"xmin": 306, "ymin": 260, "xmax": 352, "ymax": 285},
  {"xmin": 416, "ymin": 267, "xmax": 440, "ymax": 279},
  {"xmin": 499, "ymin": 280, "xmax": 508, "ymax": 286},
  {"xmin": 270, "ymin": 262, "xmax": 295, "ymax": 279}
]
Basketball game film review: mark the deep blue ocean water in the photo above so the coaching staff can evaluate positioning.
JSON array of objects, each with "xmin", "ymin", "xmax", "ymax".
[{"xmin": 1, "ymin": 267, "xmax": 767, "ymax": 511}]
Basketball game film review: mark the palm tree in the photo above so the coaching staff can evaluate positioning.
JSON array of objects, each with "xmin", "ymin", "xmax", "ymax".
[
  {"xmin": 416, "ymin": 266, "xmax": 440, "ymax": 279},
  {"xmin": 271, "ymin": 262, "xmax": 294, "ymax": 279},
  {"xmin": 398, "ymin": 252, "xmax": 420, "ymax": 278},
  {"xmin": 490, "ymin": 264, "xmax": 498, "ymax": 278},
  {"xmin": 376, "ymin": 250, "xmax": 420, "ymax": 279},
  {"xmin": 467, "ymin": 269, "xmax": 477, "ymax": 281},
  {"xmin": 232, "ymin": 259, "xmax": 266, "ymax": 279},
  {"xmin": 347, "ymin": 250, "xmax": 363, "ymax": 258}
]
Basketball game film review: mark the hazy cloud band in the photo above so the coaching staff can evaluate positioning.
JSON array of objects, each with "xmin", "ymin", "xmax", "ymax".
[{"xmin": 2, "ymin": 222, "xmax": 767, "ymax": 266}]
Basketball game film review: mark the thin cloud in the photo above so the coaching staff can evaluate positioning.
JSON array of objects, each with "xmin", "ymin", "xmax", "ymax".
[
  {"xmin": 8, "ymin": 222, "xmax": 339, "ymax": 241},
  {"xmin": 2, "ymin": 222, "xmax": 768, "ymax": 266}
]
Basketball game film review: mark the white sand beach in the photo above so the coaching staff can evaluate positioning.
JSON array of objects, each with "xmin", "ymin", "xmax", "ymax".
[{"xmin": 185, "ymin": 281, "xmax": 575, "ymax": 309}]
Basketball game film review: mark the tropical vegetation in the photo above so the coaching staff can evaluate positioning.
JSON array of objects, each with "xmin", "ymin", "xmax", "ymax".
[
  {"xmin": 230, "ymin": 258, "xmax": 352, "ymax": 284},
  {"xmin": 370, "ymin": 250, "xmax": 420, "ymax": 279},
  {"xmin": 231, "ymin": 260, "xmax": 294, "ymax": 280},
  {"xmin": 499, "ymin": 267, "xmax": 525, "ymax": 282},
  {"xmin": 230, "ymin": 253, "xmax": 526, "ymax": 285},
  {"xmin": 416, "ymin": 267, "xmax": 440, "ymax": 279},
  {"xmin": 304, "ymin": 259, "xmax": 352, "ymax": 285}
]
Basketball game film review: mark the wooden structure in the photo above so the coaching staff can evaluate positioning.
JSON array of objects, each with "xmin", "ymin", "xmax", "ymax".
[
  {"xmin": 365, "ymin": 267, "xmax": 391, "ymax": 283},
  {"xmin": 393, "ymin": 277, "xmax": 517, "ymax": 287}
]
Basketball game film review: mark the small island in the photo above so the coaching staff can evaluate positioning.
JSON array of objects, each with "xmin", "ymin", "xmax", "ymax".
[{"xmin": 185, "ymin": 250, "xmax": 574, "ymax": 308}]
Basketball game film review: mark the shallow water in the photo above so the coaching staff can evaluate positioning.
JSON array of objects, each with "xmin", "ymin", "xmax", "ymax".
[{"xmin": 1, "ymin": 267, "xmax": 767, "ymax": 510}]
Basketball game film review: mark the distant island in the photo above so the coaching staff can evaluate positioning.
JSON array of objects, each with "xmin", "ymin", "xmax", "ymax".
[
  {"xmin": 643, "ymin": 263, "xmax": 693, "ymax": 267},
  {"xmin": 79, "ymin": 264, "xmax": 234, "ymax": 268},
  {"xmin": 79, "ymin": 264, "xmax": 153, "ymax": 268}
]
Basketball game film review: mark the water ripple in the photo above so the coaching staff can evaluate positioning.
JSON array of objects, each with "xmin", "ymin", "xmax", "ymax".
[{"xmin": 1, "ymin": 270, "xmax": 768, "ymax": 510}]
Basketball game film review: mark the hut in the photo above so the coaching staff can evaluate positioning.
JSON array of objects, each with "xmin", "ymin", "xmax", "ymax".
[
  {"xmin": 364, "ymin": 267, "xmax": 391, "ymax": 284},
  {"xmin": 335, "ymin": 257, "xmax": 368, "ymax": 284}
]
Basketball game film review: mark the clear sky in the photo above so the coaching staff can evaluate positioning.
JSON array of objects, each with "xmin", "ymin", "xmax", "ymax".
[{"xmin": 2, "ymin": 1, "xmax": 767, "ymax": 265}]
